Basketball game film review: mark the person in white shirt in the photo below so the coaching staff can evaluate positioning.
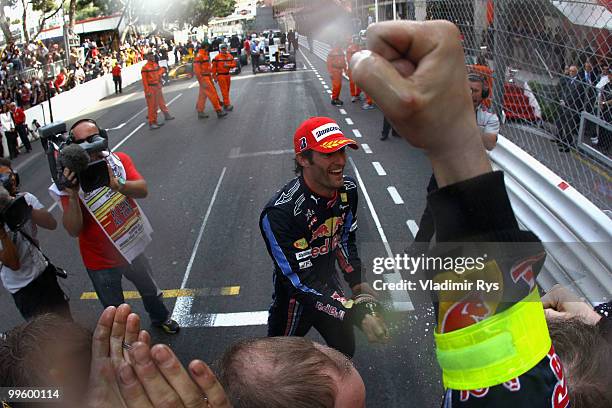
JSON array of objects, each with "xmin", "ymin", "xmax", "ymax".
[
  {"xmin": 0, "ymin": 104, "xmax": 18, "ymax": 159},
  {"xmin": 0, "ymin": 159, "xmax": 71, "ymax": 320},
  {"xmin": 469, "ymin": 73, "xmax": 499, "ymax": 150},
  {"xmin": 74, "ymin": 63, "xmax": 86, "ymax": 84}
]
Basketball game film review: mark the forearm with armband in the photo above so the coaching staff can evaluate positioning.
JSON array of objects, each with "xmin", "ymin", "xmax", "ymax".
[
  {"xmin": 428, "ymin": 171, "xmax": 552, "ymax": 391},
  {"xmin": 434, "ymin": 287, "xmax": 550, "ymax": 390}
]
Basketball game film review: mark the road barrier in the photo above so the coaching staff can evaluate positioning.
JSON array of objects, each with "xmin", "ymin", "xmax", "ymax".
[{"xmin": 491, "ymin": 136, "xmax": 611, "ymax": 304}]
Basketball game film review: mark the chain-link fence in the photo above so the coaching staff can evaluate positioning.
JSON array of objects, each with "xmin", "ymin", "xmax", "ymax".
[{"xmin": 411, "ymin": 0, "xmax": 612, "ymax": 212}]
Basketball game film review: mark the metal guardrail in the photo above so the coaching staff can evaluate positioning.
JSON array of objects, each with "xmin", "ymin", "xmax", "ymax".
[
  {"xmin": 491, "ymin": 135, "xmax": 612, "ymax": 305},
  {"xmin": 300, "ymin": 33, "xmax": 611, "ymax": 304}
]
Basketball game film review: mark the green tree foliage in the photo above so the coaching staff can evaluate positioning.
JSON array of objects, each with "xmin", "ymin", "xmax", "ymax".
[
  {"xmin": 189, "ymin": 0, "xmax": 235, "ymax": 27},
  {"xmin": 164, "ymin": 0, "xmax": 235, "ymax": 28},
  {"xmin": 27, "ymin": 0, "xmax": 65, "ymax": 43}
]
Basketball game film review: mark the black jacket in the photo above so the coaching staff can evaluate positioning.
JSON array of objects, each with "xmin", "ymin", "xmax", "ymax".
[
  {"xmin": 260, "ymin": 176, "xmax": 363, "ymax": 321},
  {"xmin": 579, "ymin": 70, "xmax": 598, "ymax": 113},
  {"xmin": 432, "ymin": 172, "xmax": 563, "ymax": 407},
  {"xmin": 560, "ymin": 75, "xmax": 585, "ymax": 112}
]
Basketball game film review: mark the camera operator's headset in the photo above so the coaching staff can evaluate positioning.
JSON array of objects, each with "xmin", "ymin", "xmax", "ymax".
[
  {"xmin": 468, "ymin": 73, "xmax": 489, "ymax": 99},
  {"xmin": 67, "ymin": 118, "xmax": 109, "ymax": 144}
]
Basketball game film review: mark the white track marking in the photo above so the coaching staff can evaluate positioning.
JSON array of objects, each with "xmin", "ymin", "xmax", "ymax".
[
  {"xmin": 361, "ymin": 144, "xmax": 372, "ymax": 154},
  {"xmin": 372, "ymin": 162, "xmax": 387, "ymax": 176},
  {"xmin": 352, "ymin": 129, "xmax": 362, "ymax": 138},
  {"xmin": 387, "ymin": 186, "xmax": 405, "ymax": 204},
  {"xmin": 406, "ymin": 220, "xmax": 419, "ymax": 238},
  {"xmin": 348, "ymin": 157, "xmax": 414, "ymax": 311}
]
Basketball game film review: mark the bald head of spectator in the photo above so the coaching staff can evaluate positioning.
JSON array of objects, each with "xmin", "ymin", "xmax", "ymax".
[
  {"xmin": 219, "ymin": 337, "xmax": 366, "ymax": 408},
  {"xmin": 569, "ymin": 65, "xmax": 578, "ymax": 78}
]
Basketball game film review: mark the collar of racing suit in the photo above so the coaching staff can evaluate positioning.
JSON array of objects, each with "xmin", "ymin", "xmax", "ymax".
[{"xmin": 301, "ymin": 176, "xmax": 339, "ymax": 208}]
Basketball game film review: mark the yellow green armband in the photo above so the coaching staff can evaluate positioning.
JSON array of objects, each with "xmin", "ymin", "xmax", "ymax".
[{"xmin": 434, "ymin": 289, "xmax": 551, "ymax": 390}]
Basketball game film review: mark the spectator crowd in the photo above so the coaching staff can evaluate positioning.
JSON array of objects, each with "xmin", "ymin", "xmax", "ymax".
[{"xmin": 0, "ymin": 35, "xmax": 171, "ymax": 112}]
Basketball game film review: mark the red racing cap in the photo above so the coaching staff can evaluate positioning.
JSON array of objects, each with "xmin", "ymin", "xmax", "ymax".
[{"xmin": 293, "ymin": 117, "xmax": 359, "ymax": 154}]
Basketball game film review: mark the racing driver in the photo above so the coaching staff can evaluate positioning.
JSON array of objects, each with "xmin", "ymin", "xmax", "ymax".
[{"xmin": 260, "ymin": 116, "xmax": 389, "ymax": 357}]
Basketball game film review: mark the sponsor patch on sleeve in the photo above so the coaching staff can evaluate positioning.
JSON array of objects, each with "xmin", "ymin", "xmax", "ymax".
[
  {"xmin": 293, "ymin": 238, "xmax": 308, "ymax": 249},
  {"xmin": 295, "ymin": 249, "xmax": 312, "ymax": 260},
  {"xmin": 299, "ymin": 260, "xmax": 313, "ymax": 269}
]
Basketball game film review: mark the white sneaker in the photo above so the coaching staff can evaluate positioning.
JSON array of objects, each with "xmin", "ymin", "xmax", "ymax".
[
  {"xmin": 351, "ymin": 96, "xmax": 357, "ymax": 103},
  {"xmin": 362, "ymin": 103, "xmax": 374, "ymax": 110}
]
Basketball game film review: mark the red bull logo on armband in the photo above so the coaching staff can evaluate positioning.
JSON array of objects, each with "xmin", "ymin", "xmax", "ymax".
[{"xmin": 440, "ymin": 293, "xmax": 492, "ymax": 333}]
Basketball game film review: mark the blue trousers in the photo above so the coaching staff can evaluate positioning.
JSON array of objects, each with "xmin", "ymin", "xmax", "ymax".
[{"xmin": 86, "ymin": 254, "xmax": 168, "ymax": 324}]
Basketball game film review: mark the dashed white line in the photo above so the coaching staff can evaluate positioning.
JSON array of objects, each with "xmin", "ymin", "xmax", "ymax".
[
  {"xmin": 387, "ymin": 187, "xmax": 405, "ymax": 204},
  {"xmin": 345, "ymin": 118, "xmax": 354, "ymax": 125},
  {"xmin": 406, "ymin": 220, "xmax": 419, "ymax": 238},
  {"xmin": 372, "ymin": 162, "xmax": 387, "ymax": 176},
  {"xmin": 352, "ymin": 129, "xmax": 362, "ymax": 138},
  {"xmin": 326, "ymin": 90, "xmax": 332, "ymax": 94},
  {"xmin": 347, "ymin": 157, "xmax": 414, "ymax": 311},
  {"xmin": 189, "ymin": 81, "xmax": 199, "ymax": 88},
  {"xmin": 339, "ymin": 109, "xmax": 347, "ymax": 115},
  {"xmin": 361, "ymin": 143, "xmax": 372, "ymax": 154},
  {"xmin": 324, "ymin": 85, "xmax": 329, "ymax": 89}
]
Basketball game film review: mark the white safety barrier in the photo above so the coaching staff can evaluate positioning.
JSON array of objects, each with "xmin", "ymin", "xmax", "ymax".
[
  {"xmin": 300, "ymin": 33, "xmax": 611, "ymax": 303},
  {"xmin": 298, "ymin": 35, "xmax": 331, "ymax": 62},
  {"xmin": 27, "ymin": 61, "xmax": 146, "ymax": 127},
  {"xmin": 490, "ymin": 136, "xmax": 612, "ymax": 304}
]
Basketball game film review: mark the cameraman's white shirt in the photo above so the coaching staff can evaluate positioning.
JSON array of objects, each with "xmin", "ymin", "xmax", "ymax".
[{"xmin": 0, "ymin": 193, "xmax": 48, "ymax": 294}]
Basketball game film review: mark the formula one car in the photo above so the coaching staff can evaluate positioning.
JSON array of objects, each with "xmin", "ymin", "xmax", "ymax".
[
  {"xmin": 253, "ymin": 44, "xmax": 296, "ymax": 73},
  {"xmin": 168, "ymin": 63, "xmax": 194, "ymax": 80}
]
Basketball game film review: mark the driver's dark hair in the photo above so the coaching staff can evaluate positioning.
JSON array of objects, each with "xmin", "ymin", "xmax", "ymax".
[{"xmin": 294, "ymin": 150, "xmax": 314, "ymax": 175}]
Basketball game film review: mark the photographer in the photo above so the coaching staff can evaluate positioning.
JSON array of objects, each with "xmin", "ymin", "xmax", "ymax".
[
  {"xmin": 51, "ymin": 119, "xmax": 179, "ymax": 334},
  {"xmin": 0, "ymin": 158, "xmax": 70, "ymax": 321}
]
